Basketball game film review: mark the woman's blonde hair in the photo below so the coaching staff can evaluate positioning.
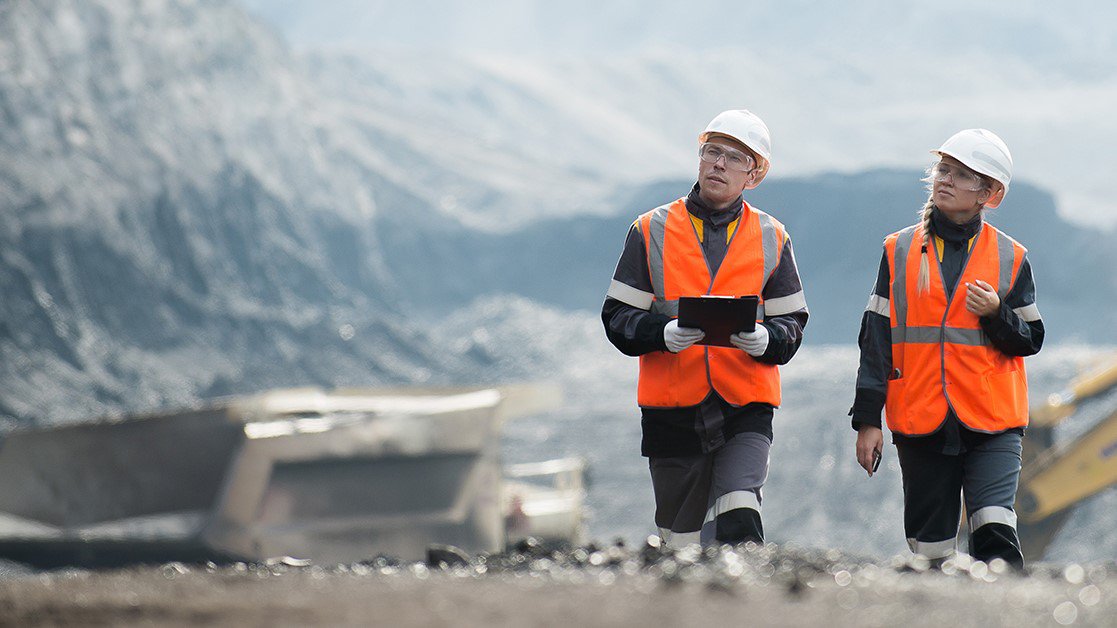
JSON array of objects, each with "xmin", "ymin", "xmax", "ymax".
[{"xmin": 915, "ymin": 192, "xmax": 936, "ymax": 295}]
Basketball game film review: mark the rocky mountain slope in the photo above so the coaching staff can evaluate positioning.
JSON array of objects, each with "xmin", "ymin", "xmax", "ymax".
[{"xmin": 0, "ymin": 0, "xmax": 476, "ymax": 425}]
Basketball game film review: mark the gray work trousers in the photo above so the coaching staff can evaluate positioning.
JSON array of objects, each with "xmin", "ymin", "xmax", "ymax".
[
  {"xmin": 896, "ymin": 430, "xmax": 1024, "ymax": 568},
  {"xmin": 648, "ymin": 431, "xmax": 770, "ymax": 547}
]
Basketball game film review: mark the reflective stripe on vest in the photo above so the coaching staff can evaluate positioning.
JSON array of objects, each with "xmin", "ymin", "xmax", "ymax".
[
  {"xmin": 884, "ymin": 222, "xmax": 1029, "ymax": 435},
  {"xmin": 637, "ymin": 198, "xmax": 783, "ymax": 408}
]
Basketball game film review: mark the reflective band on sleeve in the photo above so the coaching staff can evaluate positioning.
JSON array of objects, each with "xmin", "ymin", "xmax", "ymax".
[
  {"xmin": 702, "ymin": 490, "xmax": 761, "ymax": 525},
  {"xmin": 763, "ymin": 291, "xmax": 807, "ymax": 316},
  {"xmin": 907, "ymin": 537, "xmax": 957, "ymax": 559},
  {"xmin": 969, "ymin": 506, "xmax": 1017, "ymax": 531},
  {"xmin": 1013, "ymin": 303, "xmax": 1042, "ymax": 322},
  {"xmin": 647, "ymin": 207, "xmax": 670, "ymax": 301},
  {"xmin": 866, "ymin": 294, "xmax": 890, "ymax": 317},
  {"xmin": 658, "ymin": 528, "xmax": 701, "ymax": 548},
  {"xmin": 606, "ymin": 279, "xmax": 654, "ymax": 310}
]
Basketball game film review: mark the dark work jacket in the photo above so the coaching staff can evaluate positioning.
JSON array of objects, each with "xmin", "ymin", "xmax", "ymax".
[
  {"xmin": 850, "ymin": 207, "xmax": 1044, "ymax": 455},
  {"xmin": 603, "ymin": 183, "xmax": 809, "ymax": 457}
]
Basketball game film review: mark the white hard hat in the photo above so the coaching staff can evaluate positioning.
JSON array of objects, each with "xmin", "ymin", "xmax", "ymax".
[
  {"xmin": 699, "ymin": 109, "xmax": 771, "ymax": 189},
  {"xmin": 932, "ymin": 129, "xmax": 1013, "ymax": 208}
]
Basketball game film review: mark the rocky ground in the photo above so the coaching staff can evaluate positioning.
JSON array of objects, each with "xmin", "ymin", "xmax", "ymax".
[{"xmin": 0, "ymin": 540, "xmax": 1114, "ymax": 627}]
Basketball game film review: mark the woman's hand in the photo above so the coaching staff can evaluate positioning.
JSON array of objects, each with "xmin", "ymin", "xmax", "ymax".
[
  {"xmin": 965, "ymin": 279, "xmax": 1000, "ymax": 317},
  {"xmin": 856, "ymin": 425, "xmax": 884, "ymax": 477}
]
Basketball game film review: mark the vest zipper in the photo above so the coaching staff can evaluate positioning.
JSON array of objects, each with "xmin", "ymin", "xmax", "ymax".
[
  {"xmin": 933, "ymin": 225, "xmax": 978, "ymax": 425},
  {"xmin": 691, "ymin": 206, "xmax": 747, "ymax": 390}
]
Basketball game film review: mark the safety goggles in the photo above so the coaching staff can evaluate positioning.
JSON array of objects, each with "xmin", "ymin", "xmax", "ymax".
[
  {"xmin": 930, "ymin": 162, "xmax": 988, "ymax": 192},
  {"xmin": 699, "ymin": 142, "xmax": 756, "ymax": 172}
]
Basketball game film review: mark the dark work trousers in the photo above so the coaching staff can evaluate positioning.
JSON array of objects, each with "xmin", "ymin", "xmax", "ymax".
[
  {"xmin": 896, "ymin": 431, "xmax": 1025, "ymax": 569},
  {"xmin": 648, "ymin": 431, "xmax": 770, "ymax": 547}
]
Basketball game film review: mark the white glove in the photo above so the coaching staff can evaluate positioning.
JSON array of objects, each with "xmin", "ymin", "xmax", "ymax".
[
  {"xmin": 663, "ymin": 319, "xmax": 705, "ymax": 353},
  {"xmin": 730, "ymin": 324, "xmax": 769, "ymax": 357}
]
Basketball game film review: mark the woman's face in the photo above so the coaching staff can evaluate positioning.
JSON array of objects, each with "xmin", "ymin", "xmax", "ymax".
[{"xmin": 931, "ymin": 156, "xmax": 996, "ymax": 223}]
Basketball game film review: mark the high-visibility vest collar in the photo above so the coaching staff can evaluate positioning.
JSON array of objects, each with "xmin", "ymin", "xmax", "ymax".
[
  {"xmin": 637, "ymin": 198, "xmax": 783, "ymax": 408},
  {"xmin": 884, "ymin": 222, "xmax": 1028, "ymax": 435}
]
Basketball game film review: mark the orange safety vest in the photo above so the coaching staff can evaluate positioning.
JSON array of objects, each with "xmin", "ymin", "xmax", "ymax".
[
  {"xmin": 883, "ymin": 221, "xmax": 1029, "ymax": 435},
  {"xmin": 637, "ymin": 198, "xmax": 785, "ymax": 408}
]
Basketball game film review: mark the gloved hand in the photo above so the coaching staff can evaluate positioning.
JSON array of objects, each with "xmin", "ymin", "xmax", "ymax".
[
  {"xmin": 730, "ymin": 324, "xmax": 769, "ymax": 357},
  {"xmin": 663, "ymin": 319, "xmax": 705, "ymax": 353}
]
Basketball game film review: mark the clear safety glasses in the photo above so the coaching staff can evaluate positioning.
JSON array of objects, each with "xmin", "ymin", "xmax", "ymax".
[
  {"xmin": 699, "ymin": 142, "xmax": 756, "ymax": 173},
  {"xmin": 930, "ymin": 162, "xmax": 988, "ymax": 192}
]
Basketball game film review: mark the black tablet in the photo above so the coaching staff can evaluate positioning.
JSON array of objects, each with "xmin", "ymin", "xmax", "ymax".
[{"xmin": 677, "ymin": 295, "xmax": 759, "ymax": 347}]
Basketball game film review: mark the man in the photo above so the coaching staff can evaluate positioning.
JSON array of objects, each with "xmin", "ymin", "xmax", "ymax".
[{"xmin": 602, "ymin": 109, "xmax": 808, "ymax": 546}]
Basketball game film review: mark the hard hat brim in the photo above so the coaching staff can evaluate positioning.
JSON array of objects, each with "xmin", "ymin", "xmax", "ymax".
[{"xmin": 931, "ymin": 150, "xmax": 1007, "ymax": 208}]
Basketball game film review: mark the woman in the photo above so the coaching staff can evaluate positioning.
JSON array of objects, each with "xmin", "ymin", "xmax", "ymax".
[{"xmin": 849, "ymin": 129, "xmax": 1044, "ymax": 569}]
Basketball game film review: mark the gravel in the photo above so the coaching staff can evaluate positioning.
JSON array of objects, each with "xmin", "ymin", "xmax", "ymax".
[{"xmin": 2, "ymin": 538, "xmax": 1115, "ymax": 627}]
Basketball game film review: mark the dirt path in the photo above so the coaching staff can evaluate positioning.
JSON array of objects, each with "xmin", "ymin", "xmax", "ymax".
[{"xmin": 1, "ymin": 547, "xmax": 1113, "ymax": 627}]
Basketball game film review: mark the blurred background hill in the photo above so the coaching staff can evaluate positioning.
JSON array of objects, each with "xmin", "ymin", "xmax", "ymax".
[
  {"xmin": 381, "ymin": 172, "xmax": 1117, "ymax": 344},
  {"xmin": 3, "ymin": 0, "xmax": 1115, "ymax": 425}
]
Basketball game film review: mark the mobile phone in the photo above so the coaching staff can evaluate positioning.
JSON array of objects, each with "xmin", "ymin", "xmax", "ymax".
[{"xmin": 871, "ymin": 448, "xmax": 882, "ymax": 473}]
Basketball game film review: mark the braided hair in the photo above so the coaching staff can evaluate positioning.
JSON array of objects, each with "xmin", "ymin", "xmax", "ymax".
[
  {"xmin": 916, "ymin": 193, "xmax": 936, "ymax": 294},
  {"xmin": 916, "ymin": 162, "xmax": 994, "ymax": 294}
]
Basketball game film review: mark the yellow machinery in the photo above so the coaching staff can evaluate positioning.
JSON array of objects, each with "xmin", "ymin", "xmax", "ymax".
[{"xmin": 1016, "ymin": 356, "xmax": 1117, "ymax": 559}]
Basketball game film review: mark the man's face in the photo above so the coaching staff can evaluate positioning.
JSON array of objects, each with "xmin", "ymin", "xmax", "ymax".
[{"xmin": 697, "ymin": 135, "xmax": 758, "ymax": 209}]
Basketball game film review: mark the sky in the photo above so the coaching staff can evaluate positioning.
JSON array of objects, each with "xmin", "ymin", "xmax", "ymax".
[{"xmin": 238, "ymin": 1, "xmax": 1117, "ymax": 228}]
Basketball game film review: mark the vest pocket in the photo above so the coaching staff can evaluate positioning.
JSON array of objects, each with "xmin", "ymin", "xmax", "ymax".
[
  {"xmin": 984, "ymin": 369, "xmax": 1028, "ymax": 423},
  {"xmin": 638, "ymin": 350, "xmax": 688, "ymax": 407},
  {"xmin": 884, "ymin": 377, "xmax": 907, "ymax": 432}
]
